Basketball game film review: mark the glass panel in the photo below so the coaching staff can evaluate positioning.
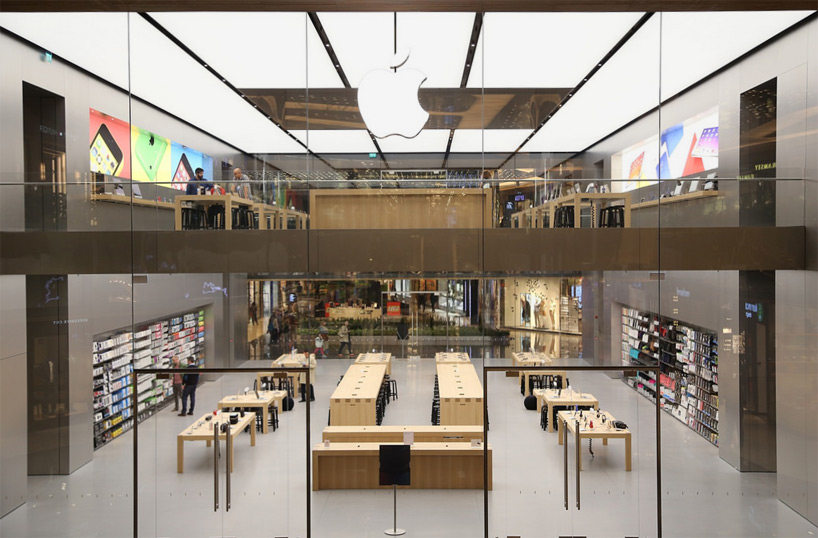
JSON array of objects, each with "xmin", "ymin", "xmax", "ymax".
[
  {"xmin": 135, "ymin": 367, "xmax": 308, "ymax": 537},
  {"xmin": 485, "ymin": 365, "xmax": 659, "ymax": 537}
]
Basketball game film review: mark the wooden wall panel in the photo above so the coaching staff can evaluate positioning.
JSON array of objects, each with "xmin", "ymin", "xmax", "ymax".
[
  {"xmin": 2, "ymin": 0, "xmax": 813, "ymax": 12},
  {"xmin": 309, "ymin": 189, "xmax": 491, "ymax": 230}
]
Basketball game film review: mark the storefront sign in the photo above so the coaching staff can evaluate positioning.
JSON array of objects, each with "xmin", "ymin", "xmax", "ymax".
[{"xmin": 387, "ymin": 302, "xmax": 401, "ymax": 316}]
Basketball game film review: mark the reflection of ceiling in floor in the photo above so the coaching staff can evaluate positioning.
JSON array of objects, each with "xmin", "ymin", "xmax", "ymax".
[{"xmin": 243, "ymin": 88, "xmax": 570, "ymax": 131}]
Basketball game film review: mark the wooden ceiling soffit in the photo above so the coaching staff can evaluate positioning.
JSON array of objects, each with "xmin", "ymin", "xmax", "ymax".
[{"xmin": 1, "ymin": 0, "xmax": 816, "ymax": 12}]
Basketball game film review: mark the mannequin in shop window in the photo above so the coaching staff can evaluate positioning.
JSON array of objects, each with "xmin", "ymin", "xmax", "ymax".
[{"xmin": 549, "ymin": 298, "xmax": 558, "ymax": 330}]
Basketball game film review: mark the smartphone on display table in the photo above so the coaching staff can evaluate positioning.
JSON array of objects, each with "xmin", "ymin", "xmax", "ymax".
[
  {"xmin": 172, "ymin": 153, "xmax": 194, "ymax": 191},
  {"xmin": 90, "ymin": 123, "xmax": 123, "ymax": 176},
  {"xmin": 134, "ymin": 131, "xmax": 168, "ymax": 182}
]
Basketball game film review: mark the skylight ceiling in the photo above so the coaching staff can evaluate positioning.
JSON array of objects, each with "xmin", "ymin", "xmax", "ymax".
[
  {"xmin": 319, "ymin": 12, "xmax": 475, "ymax": 88},
  {"xmin": 450, "ymin": 129, "xmax": 532, "ymax": 153},
  {"xmin": 2, "ymin": 10, "xmax": 814, "ymax": 160},
  {"xmin": 468, "ymin": 12, "xmax": 645, "ymax": 88},
  {"xmin": 521, "ymin": 16, "xmax": 661, "ymax": 153},
  {"xmin": 149, "ymin": 12, "xmax": 343, "ymax": 89},
  {"xmin": 289, "ymin": 130, "xmax": 377, "ymax": 154},
  {"xmin": 523, "ymin": 10, "xmax": 814, "ymax": 153},
  {"xmin": 0, "ymin": 12, "xmax": 131, "ymax": 89},
  {"xmin": 128, "ymin": 16, "xmax": 304, "ymax": 154},
  {"xmin": 659, "ymin": 11, "xmax": 814, "ymax": 101}
]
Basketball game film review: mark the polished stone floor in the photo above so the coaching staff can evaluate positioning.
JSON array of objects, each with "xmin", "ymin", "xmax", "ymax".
[{"xmin": 1, "ymin": 353, "xmax": 816, "ymax": 538}]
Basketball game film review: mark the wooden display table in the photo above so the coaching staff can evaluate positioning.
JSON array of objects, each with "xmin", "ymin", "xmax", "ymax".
[
  {"xmin": 534, "ymin": 389, "xmax": 599, "ymax": 432},
  {"xmin": 329, "ymin": 364, "xmax": 387, "ymax": 425},
  {"xmin": 177, "ymin": 411, "xmax": 256, "ymax": 473},
  {"xmin": 174, "ymin": 194, "xmax": 254, "ymax": 230},
  {"xmin": 511, "ymin": 352, "xmax": 563, "ymax": 395},
  {"xmin": 630, "ymin": 189, "xmax": 719, "ymax": 210},
  {"xmin": 90, "ymin": 192, "xmax": 175, "ymax": 210},
  {"xmin": 256, "ymin": 353, "xmax": 315, "ymax": 392},
  {"xmin": 355, "ymin": 352, "xmax": 392, "ymax": 375},
  {"xmin": 435, "ymin": 352, "xmax": 471, "ymax": 364},
  {"xmin": 436, "ymin": 363, "xmax": 483, "ymax": 425},
  {"xmin": 252, "ymin": 203, "xmax": 279, "ymax": 230},
  {"xmin": 545, "ymin": 192, "xmax": 631, "ymax": 228},
  {"xmin": 557, "ymin": 410, "xmax": 632, "ymax": 471},
  {"xmin": 217, "ymin": 390, "xmax": 287, "ymax": 434},
  {"xmin": 322, "ymin": 425, "xmax": 484, "ymax": 443},
  {"xmin": 311, "ymin": 442, "xmax": 492, "ymax": 490}
]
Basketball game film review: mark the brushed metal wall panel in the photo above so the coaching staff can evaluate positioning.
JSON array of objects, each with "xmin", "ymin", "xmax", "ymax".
[
  {"xmin": 0, "ymin": 227, "xmax": 807, "ymax": 275},
  {"xmin": 142, "ymin": 231, "xmax": 310, "ymax": 275},
  {"xmin": 0, "ymin": 353, "xmax": 27, "ymax": 517}
]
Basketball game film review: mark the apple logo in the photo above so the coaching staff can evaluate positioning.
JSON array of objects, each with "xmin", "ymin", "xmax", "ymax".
[{"xmin": 357, "ymin": 48, "xmax": 429, "ymax": 139}]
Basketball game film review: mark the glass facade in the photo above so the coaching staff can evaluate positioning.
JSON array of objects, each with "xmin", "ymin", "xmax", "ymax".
[{"xmin": 0, "ymin": 8, "xmax": 816, "ymax": 537}]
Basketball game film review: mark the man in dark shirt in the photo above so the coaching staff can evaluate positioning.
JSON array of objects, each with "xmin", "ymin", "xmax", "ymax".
[
  {"xmin": 186, "ymin": 167, "xmax": 213, "ymax": 195},
  {"xmin": 179, "ymin": 357, "xmax": 200, "ymax": 416}
]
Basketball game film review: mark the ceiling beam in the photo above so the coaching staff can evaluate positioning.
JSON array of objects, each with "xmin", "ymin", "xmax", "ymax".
[{"xmin": 2, "ymin": 0, "xmax": 814, "ymax": 12}]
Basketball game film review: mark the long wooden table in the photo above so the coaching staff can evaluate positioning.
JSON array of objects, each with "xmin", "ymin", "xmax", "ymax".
[
  {"xmin": 322, "ymin": 425, "xmax": 484, "ymax": 443},
  {"xmin": 177, "ymin": 411, "xmax": 256, "ymax": 473},
  {"xmin": 557, "ymin": 410, "xmax": 632, "ymax": 471},
  {"xmin": 217, "ymin": 390, "xmax": 287, "ymax": 434},
  {"xmin": 311, "ymin": 442, "xmax": 492, "ymax": 490},
  {"xmin": 257, "ymin": 353, "xmax": 315, "ymax": 393},
  {"xmin": 355, "ymin": 352, "xmax": 392, "ymax": 375},
  {"xmin": 174, "ymin": 194, "xmax": 254, "ymax": 230},
  {"xmin": 533, "ymin": 388, "xmax": 599, "ymax": 432},
  {"xmin": 435, "ymin": 352, "xmax": 471, "ymax": 364},
  {"xmin": 436, "ymin": 363, "xmax": 483, "ymax": 425},
  {"xmin": 329, "ymin": 364, "xmax": 387, "ymax": 425}
]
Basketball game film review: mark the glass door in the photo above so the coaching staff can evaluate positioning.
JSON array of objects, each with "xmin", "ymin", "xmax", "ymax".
[
  {"xmin": 134, "ymin": 367, "xmax": 309, "ymax": 538},
  {"xmin": 484, "ymin": 365, "xmax": 660, "ymax": 538}
]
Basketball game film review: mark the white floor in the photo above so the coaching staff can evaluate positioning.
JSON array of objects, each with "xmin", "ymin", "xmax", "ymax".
[{"xmin": 1, "ymin": 356, "xmax": 816, "ymax": 538}]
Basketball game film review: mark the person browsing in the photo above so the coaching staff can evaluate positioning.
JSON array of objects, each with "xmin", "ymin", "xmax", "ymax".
[{"xmin": 186, "ymin": 167, "xmax": 213, "ymax": 195}]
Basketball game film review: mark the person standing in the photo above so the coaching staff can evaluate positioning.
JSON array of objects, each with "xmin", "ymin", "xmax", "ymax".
[
  {"xmin": 318, "ymin": 320, "xmax": 329, "ymax": 349},
  {"xmin": 337, "ymin": 320, "xmax": 352, "ymax": 357},
  {"xmin": 171, "ymin": 356, "xmax": 183, "ymax": 411},
  {"xmin": 231, "ymin": 167, "xmax": 251, "ymax": 199},
  {"xmin": 179, "ymin": 357, "xmax": 200, "ymax": 416},
  {"xmin": 298, "ymin": 352, "xmax": 317, "ymax": 402},
  {"xmin": 249, "ymin": 301, "xmax": 258, "ymax": 325}
]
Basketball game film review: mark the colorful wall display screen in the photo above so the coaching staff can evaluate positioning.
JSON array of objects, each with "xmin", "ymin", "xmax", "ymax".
[
  {"xmin": 90, "ymin": 109, "xmax": 214, "ymax": 186},
  {"xmin": 615, "ymin": 106, "xmax": 719, "ymax": 191},
  {"xmin": 131, "ymin": 125, "xmax": 171, "ymax": 182},
  {"xmin": 89, "ymin": 109, "xmax": 130, "ymax": 179}
]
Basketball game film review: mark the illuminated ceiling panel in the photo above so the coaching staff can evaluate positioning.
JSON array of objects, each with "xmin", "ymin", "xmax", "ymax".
[
  {"xmin": 289, "ymin": 130, "xmax": 376, "ymax": 154},
  {"xmin": 149, "ymin": 12, "xmax": 342, "ymax": 89},
  {"xmin": 0, "ymin": 13, "xmax": 130, "ymax": 89},
  {"xmin": 522, "ymin": 16, "xmax": 661, "ymax": 153},
  {"xmin": 450, "ymin": 129, "xmax": 531, "ymax": 153},
  {"xmin": 320, "ymin": 12, "xmax": 474, "ymax": 88},
  {"xmin": 468, "ymin": 12, "xmax": 645, "ymax": 88},
  {"xmin": 129, "ymin": 17, "xmax": 305, "ymax": 154},
  {"xmin": 659, "ymin": 11, "xmax": 814, "ymax": 100}
]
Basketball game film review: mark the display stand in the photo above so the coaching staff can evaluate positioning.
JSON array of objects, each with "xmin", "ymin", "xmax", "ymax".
[{"xmin": 379, "ymin": 444, "xmax": 409, "ymax": 536}]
